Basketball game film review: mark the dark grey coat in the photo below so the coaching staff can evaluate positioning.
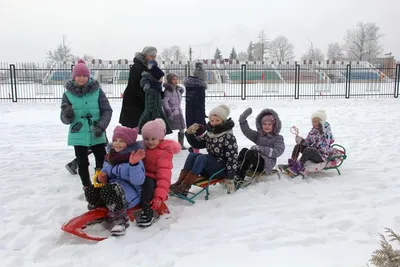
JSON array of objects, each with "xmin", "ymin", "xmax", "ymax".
[
  {"xmin": 162, "ymin": 83, "xmax": 185, "ymax": 130},
  {"xmin": 240, "ymin": 108, "xmax": 285, "ymax": 172}
]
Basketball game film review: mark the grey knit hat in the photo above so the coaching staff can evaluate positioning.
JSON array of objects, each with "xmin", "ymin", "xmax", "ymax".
[
  {"xmin": 193, "ymin": 62, "xmax": 207, "ymax": 81},
  {"xmin": 142, "ymin": 46, "xmax": 157, "ymax": 57},
  {"xmin": 167, "ymin": 73, "xmax": 178, "ymax": 83}
]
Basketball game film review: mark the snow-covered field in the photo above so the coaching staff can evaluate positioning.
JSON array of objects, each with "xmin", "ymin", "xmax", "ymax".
[{"xmin": 1, "ymin": 98, "xmax": 399, "ymax": 267}]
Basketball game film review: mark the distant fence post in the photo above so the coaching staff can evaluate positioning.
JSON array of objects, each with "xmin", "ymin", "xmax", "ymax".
[
  {"xmin": 241, "ymin": 64, "xmax": 246, "ymax": 100},
  {"xmin": 394, "ymin": 64, "xmax": 400, "ymax": 98},
  {"xmin": 9, "ymin": 64, "xmax": 17, "ymax": 102},
  {"xmin": 345, "ymin": 64, "xmax": 351, "ymax": 99},
  {"xmin": 294, "ymin": 63, "xmax": 300, "ymax": 99}
]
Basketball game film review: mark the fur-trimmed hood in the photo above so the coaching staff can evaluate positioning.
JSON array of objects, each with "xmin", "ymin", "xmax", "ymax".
[
  {"xmin": 255, "ymin": 108, "xmax": 282, "ymax": 135},
  {"xmin": 64, "ymin": 78, "xmax": 100, "ymax": 96},
  {"xmin": 184, "ymin": 76, "xmax": 207, "ymax": 91},
  {"xmin": 155, "ymin": 139, "xmax": 181, "ymax": 155},
  {"xmin": 134, "ymin": 52, "xmax": 148, "ymax": 68}
]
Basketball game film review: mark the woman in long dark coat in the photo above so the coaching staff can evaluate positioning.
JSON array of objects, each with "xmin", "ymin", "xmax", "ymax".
[{"xmin": 119, "ymin": 46, "xmax": 157, "ymax": 128}]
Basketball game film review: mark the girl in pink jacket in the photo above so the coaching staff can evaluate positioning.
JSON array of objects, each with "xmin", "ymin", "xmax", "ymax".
[{"xmin": 137, "ymin": 118, "xmax": 181, "ymax": 227}]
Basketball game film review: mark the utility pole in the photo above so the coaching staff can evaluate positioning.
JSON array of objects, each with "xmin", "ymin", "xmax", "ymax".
[{"xmin": 189, "ymin": 46, "xmax": 193, "ymax": 62}]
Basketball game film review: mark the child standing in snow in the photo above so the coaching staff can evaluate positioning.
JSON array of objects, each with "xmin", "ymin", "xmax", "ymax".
[
  {"xmin": 137, "ymin": 60, "xmax": 172, "ymax": 135},
  {"xmin": 286, "ymin": 109, "xmax": 330, "ymax": 176},
  {"xmin": 183, "ymin": 62, "xmax": 208, "ymax": 153},
  {"xmin": 137, "ymin": 119, "xmax": 181, "ymax": 227},
  {"xmin": 86, "ymin": 126, "xmax": 146, "ymax": 235},
  {"xmin": 162, "ymin": 73, "xmax": 187, "ymax": 150},
  {"xmin": 234, "ymin": 107, "xmax": 285, "ymax": 190},
  {"xmin": 60, "ymin": 59, "xmax": 113, "ymax": 189},
  {"xmin": 169, "ymin": 104, "xmax": 239, "ymax": 196}
]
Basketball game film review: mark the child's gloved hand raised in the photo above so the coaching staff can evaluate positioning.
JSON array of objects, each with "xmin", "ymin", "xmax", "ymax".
[
  {"xmin": 239, "ymin": 108, "xmax": 252, "ymax": 123},
  {"xmin": 186, "ymin": 123, "xmax": 200, "ymax": 134},
  {"xmin": 150, "ymin": 197, "xmax": 162, "ymax": 210},
  {"xmin": 129, "ymin": 149, "xmax": 146, "ymax": 165},
  {"xmin": 61, "ymin": 103, "xmax": 74, "ymax": 118}
]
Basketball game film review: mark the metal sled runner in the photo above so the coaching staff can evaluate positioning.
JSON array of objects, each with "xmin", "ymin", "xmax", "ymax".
[{"xmin": 171, "ymin": 168, "xmax": 226, "ymax": 204}]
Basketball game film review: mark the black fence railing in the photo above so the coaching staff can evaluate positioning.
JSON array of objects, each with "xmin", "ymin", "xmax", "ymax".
[{"xmin": 0, "ymin": 60, "xmax": 399, "ymax": 102}]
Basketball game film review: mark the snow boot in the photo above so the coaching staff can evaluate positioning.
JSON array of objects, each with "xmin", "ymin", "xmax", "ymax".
[
  {"xmin": 169, "ymin": 169, "xmax": 190, "ymax": 194},
  {"xmin": 170, "ymin": 171, "xmax": 201, "ymax": 197},
  {"xmin": 136, "ymin": 202, "xmax": 155, "ymax": 227},
  {"xmin": 65, "ymin": 159, "xmax": 78, "ymax": 175}
]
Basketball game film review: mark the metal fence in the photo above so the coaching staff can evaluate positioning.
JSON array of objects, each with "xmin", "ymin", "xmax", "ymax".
[{"xmin": 0, "ymin": 60, "xmax": 399, "ymax": 102}]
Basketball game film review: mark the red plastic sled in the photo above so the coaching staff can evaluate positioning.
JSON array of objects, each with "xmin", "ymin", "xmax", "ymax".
[{"xmin": 61, "ymin": 202, "xmax": 170, "ymax": 241}]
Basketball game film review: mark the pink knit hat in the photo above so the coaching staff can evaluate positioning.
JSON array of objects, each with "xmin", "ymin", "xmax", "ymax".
[
  {"xmin": 112, "ymin": 126, "xmax": 138, "ymax": 145},
  {"xmin": 141, "ymin": 119, "xmax": 166, "ymax": 140},
  {"xmin": 72, "ymin": 59, "xmax": 90, "ymax": 79},
  {"xmin": 261, "ymin": 115, "xmax": 275, "ymax": 126}
]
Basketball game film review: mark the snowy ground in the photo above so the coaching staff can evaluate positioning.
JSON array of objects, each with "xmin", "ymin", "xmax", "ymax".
[{"xmin": 1, "ymin": 98, "xmax": 400, "ymax": 267}]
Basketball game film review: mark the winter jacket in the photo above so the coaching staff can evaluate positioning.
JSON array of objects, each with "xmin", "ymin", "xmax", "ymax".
[
  {"xmin": 137, "ymin": 70, "xmax": 173, "ymax": 135},
  {"xmin": 101, "ymin": 143, "xmax": 146, "ymax": 209},
  {"xmin": 324, "ymin": 122, "xmax": 335, "ymax": 147},
  {"xmin": 60, "ymin": 78, "xmax": 112, "ymax": 147},
  {"xmin": 185, "ymin": 119, "xmax": 239, "ymax": 179},
  {"xmin": 302, "ymin": 127, "xmax": 330, "ymax": 160},
  {"xmin": 184, "ymin": 76, "xmax": 207, "ymax": 135},
  {"xmin": 240, "ymin": 108, "xmax": 285, "ymax": 173},
  {"xmin": 119, "ymin": 53, "xmax": 148, "ymax": 128},
  {"xmin": 142, "ymin": 139, "xmax": 181, "ymax": 201},
  {"xmin": 162, "ymin": 83, "xmax": 185, "ymax": 130}
]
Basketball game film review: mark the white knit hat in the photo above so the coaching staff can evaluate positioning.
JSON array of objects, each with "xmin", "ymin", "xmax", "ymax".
[
  {"xmin": 209, "ymin": 104, "xmax": 230, "ymax": 121},
  {"xmin": 311, "ymin": 109, "xmax": 327, "ymax": 125}
]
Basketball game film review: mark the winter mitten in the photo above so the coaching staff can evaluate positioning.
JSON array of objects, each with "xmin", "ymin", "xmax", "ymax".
[
  {"xmin": 92, "ymin": 125, "xmax": 103, "ymax": 138},
  {"xmin": 61, "ymin": 103, "xmax": 74, "ymax": 118},
  {"xmin": 129, "ymin": 149, "xmax": 145, "ymax": 165},
  {"xmin": 239, "ymin": 107, "xmax": 252, "ymax": 124},
  {"xmin": 225, "ymin": 179, "xmax": 235, "ymax": 194},
  {"xmin": 93, "ymin": 172, "xmax": 105, "ymax": 188},
  {"xmin": 186, "ymin": 123, "xmax": 199, "ymax": 134},
  {"xmin": 150, "ymin": 197, "xmax": 162, "ymax": 210},
  {"xmin": 250, "ymin": 145, "xmax": 260, "ymax": 151},
  {"xmin": 295, "ymin": 135, "xmax": 303, "ymax": 144},
  {"xmin": 97, "ymin": 172, "xmax": 107, "ymax": 183}
]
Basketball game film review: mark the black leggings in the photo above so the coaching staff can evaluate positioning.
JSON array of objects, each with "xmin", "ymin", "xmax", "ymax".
[
  {"xmin": 84, "ymin": 183, "xmax": 126, "ymax": 212},
  {"xmin": 140, "ymin": 177, "xmax": 156, "ymax": 205},
  {"xmin": 74, "ymin": 144, "xmax": 106, "ymax": 187},
  {"xmin": 236, "ymin": 148, "xmax": 265, "ymax": 179}
]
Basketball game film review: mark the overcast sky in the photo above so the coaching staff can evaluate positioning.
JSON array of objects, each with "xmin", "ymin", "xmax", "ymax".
[{"xmin": 0, "ymin": 0, "xmax": 398, "ymax": 63}]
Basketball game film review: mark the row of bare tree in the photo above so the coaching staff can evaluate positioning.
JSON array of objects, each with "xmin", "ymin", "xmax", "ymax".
[{"xmin": 46, "ymin": 22, "xmax": 385, "ymax": 63}]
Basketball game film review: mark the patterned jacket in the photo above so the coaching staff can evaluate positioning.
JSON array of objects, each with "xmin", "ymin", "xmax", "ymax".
[
  {"xmin": 302, "ymin": 127, "xmax": 330, "ymax": 160},
  {"xmin": 185, "ymin": 119, "xmax": 238, "ymax": 179}
]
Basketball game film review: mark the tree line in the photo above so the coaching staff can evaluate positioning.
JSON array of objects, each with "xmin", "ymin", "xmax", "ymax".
[{"xmin": 47, "ymin": 22, "xmax": 385, "ymax": 63}]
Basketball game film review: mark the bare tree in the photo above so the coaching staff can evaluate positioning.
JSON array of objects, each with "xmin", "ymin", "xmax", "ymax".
[
  {"xmin": 159, "ymin": 46, "xmax": 187, "ymax": 61},
  {"xmin": 344, "ymin": 22, "xmax": 383, "ymax": 61},
  {"xmin": 268, "ymin": 36, "xmax": 295, "ymax": 62},
  {"xmin": 255, "ymin": 30, "xmax": 269, "ymax": 60},
  {"xmin": 237, "ymin": 51, "xmax": 248, "ymax": 61},
  {"xmin": 82, "ymin": 54, "xmax": 94, "ymax": 61},
  {"xmin": 301, "ymin": 39, "xmax": 325, "ymax": 62},
  {"xmin": 47, "ymin": 35, "xmax": 74, "ymax": 62},
  {"xmin": 327, "ymin": 42, "xmax": 344, "ymax": 60}
]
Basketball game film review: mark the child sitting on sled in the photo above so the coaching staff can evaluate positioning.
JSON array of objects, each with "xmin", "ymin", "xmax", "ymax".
[
  {"xmin": 137, "ymin": 118, "xmax": 181, "ymax": 227},
  {"xmin": 169, "ymin": 104, "xmax": 239, "ymax": 196},
  {"xmin": 85, "ymin": 126, "xmax": 146, "ymax": 236},
  {"xmin": 234, "ymin": 107, "xmax": 285, "ymax": 190},
  {"xmin": 286, "ymin": 109, "xmax": 331, "ymax": 177}
]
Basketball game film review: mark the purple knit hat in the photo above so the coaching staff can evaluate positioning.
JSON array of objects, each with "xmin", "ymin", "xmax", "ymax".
[
  {"xmin": 72, "ymin": 59, "xmax": 90, "ymax": 79},
  {"xmin": 112, "ymin": 126, "xmax": 138, "ymax": 145},
  {"xmin": 261, "ymin": 115, "xmax": 275, "ymax": 126},
  {"xmin": 141, "ymin": 119, "xmax": 166, "ymax": 140}
]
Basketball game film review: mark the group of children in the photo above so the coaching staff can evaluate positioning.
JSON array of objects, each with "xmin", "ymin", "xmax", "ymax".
[{"xmin": 60, "ymin": 58, "xmax": 335, "ymax": 237}]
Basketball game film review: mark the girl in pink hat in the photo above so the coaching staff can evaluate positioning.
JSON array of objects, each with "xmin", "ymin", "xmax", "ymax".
[
  {"xmin": 136, "ymin": 119, "xmax": 181, "ymax": 227},
  {"xmin": 87, "ymin": 125, "xmax": 146, "ymax": 236}
]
